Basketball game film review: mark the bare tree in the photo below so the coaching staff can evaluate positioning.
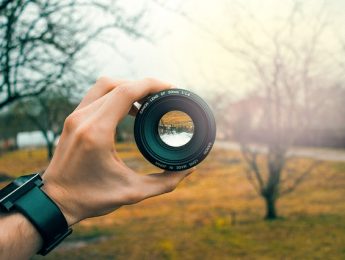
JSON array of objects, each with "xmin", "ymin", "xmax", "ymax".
[
  {"xmin": 223, "ymin": 2, "xmax": 342, "ymax": 219},
  {"xmin": 161, "ymin": 0, "xmax": 344, "ymax": 219},
  {"xmin": 13, "ymin": 90, "xmax": 77, "ymax": 160},
  {"xmin": 0, "ymin": 0, "xmax": 145, "ymax": 110}
]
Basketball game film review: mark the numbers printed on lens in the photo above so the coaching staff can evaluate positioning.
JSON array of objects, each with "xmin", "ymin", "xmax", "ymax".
[{"xmin": 158, "ymin": 111, "xmax": 194, "ymax": 147}]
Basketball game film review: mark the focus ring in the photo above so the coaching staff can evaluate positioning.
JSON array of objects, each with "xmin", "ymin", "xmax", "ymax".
[{"xmin": 134, "ymin": 89, "xmax": 216, "ymax": 171}]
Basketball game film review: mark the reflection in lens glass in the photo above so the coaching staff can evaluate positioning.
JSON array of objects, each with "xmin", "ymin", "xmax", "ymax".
[{"xmin": 158, "ymin": 111, "xmax": 194, "ymax": 147}]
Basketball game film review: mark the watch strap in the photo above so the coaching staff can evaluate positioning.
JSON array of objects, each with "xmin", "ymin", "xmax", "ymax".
[{"xmin": 14, "ymin": 186, "xmax": 72, "ymax": 255}]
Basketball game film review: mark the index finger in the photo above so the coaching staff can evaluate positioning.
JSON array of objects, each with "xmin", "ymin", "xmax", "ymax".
[
  {"xmin": 96, "ymin": 78, "xmax": 173, "ymax": 125},
  {"xmin": 76, "ymin": 77, "xmax": 128, "ymax": 111}
]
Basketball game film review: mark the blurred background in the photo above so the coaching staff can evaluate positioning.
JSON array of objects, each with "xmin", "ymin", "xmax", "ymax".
[{"xmin": 1, "ymin": 0, "xmax": 345, "ymax": 259}]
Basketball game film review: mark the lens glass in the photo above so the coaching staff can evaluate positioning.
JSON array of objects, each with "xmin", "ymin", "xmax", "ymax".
[{"xmin": 158, "ymin": 110, "xmax": 194, "ymax": 147}]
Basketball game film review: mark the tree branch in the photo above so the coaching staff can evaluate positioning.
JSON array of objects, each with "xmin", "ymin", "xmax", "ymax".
[{"xmin": 280, "ymin": 160, "xmax": 321, "ymax": 196}]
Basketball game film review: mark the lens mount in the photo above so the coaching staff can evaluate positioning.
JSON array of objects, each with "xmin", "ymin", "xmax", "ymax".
[{"xmin": 134, "ymin": 89, "xmax": 216, "ymax": 171}]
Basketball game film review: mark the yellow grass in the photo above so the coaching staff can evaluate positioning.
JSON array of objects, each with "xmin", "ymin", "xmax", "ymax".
[
  {"xmin": 160, "ymin": 111, "xmax": 193, "ymax": 125},
  {"xmin": 0, "ymin": 144, "xmax": 344, "ymax": 259}
]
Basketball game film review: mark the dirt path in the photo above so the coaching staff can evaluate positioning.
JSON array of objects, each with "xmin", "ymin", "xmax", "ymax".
[{"xmin": 215, "ymin": 141, "xmax": 345, "ymax": 162}]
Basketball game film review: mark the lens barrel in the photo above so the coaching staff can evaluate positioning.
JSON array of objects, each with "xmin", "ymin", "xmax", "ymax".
[{"xmin": 134, "ymin": 89, "xmax": 216, "ymax": 171}]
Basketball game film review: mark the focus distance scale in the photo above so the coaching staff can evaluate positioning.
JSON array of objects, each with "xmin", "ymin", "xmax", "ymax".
[{"xmin": 134, "ymin": 88, "xmax": 216, "ymax": 171}]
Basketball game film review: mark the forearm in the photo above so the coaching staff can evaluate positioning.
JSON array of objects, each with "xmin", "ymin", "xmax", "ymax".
[{"xmin": 0, "ymin": 212, "xmax": 42, "ymax": 259}]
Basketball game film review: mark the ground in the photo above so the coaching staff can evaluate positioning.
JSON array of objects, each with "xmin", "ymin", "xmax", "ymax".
[{"xmin": 0, "ymin": 143, "xmax": 344, "ymax": 259}]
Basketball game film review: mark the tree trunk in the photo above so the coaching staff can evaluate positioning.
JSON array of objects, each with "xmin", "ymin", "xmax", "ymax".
[
  {"xmin": 47, "ymin": 141, "xmax": 54, "ymax": 161},
  {"xmin": 264, "ymin": 195, "xmax": 277, "ymax": 220}
]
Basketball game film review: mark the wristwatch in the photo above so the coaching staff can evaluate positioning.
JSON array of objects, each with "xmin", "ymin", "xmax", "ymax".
[{"xmin": 0, "ymin": 173, "xmax": 72, "ymax": 255}]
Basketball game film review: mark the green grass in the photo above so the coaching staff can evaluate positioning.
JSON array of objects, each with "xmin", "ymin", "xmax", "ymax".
[{"xmin": 1, "ymin": 145, "xmax": 345, "ymax": 259}]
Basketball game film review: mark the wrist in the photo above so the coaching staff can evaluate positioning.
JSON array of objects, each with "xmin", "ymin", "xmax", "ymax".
[
  {"xmin": 42, "ymin": 179, "xmax": 79, "ymax": 226},
  {"xmin": 0, "ymin": 173, "xmax": 73, "ymax": 255}
]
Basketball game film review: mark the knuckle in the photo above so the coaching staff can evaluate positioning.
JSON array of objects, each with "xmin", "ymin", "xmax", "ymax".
[
  {"xmin": 142, "ymin": 77, "xmax": 158, "ymax": 86},
  {"xmin": 123, "ymin": 190, "xmax": 143, "ymax": 204},
  {"xmin": 164, "ymin": 182, "xmax": 176, "ymax": 193},
  {"xmin": 63, "ymin": 114, "xmax": 78, "ymax": 132},
  {"xmin": 121, "ymin": 176, "xmax": 147, "ymax": 204},
  {"xmin": 142, "ymin": 77, "xmax": 171, "ymax": 88},
  {"xmin": 143, "ymin": 77, "xmax": 156, "ymax": 83},
  {"xmin": 116, "ymin": 85, "xmax": 135, "ymax": 99},
  {"xmin": 96, "ymin": 76, "xmax": 112, "ymax": 85},
  {"xmin": 96, "ymin": 76, "xmax": 116, "ymax": 92},
  {"xmin": 74, "ymin": 125, "xmax": 97, "ymax": 148}
]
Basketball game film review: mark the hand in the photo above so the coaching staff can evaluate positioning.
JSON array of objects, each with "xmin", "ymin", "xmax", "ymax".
[{"xmin": 42, "ymin": 77, "xmax": 195, "ymax": 226}]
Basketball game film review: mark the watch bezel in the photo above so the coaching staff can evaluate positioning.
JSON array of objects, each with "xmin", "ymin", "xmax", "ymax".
[{"xmin": 0, "ymin": 173, "xmax": 43, "ymax": 211}]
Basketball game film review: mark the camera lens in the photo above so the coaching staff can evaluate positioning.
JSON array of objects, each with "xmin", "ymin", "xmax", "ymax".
[{"xmin": 134, "ymin": 89, "xmax": 216, "ymax": 171}]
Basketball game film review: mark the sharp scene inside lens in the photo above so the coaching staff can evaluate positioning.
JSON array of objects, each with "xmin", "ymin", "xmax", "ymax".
[{"xmin": 158, "ymin": 111, "xmax": 194, "ymax": 147}]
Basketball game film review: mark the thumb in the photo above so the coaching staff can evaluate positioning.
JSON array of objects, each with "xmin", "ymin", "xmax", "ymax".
[{"xmin": 140, "ymin": 167, "xmax": 196, "ymax": 199}]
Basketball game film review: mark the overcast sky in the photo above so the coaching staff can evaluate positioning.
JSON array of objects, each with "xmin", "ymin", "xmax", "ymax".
[{"xmin": 86, "ymin": 0, "xmax": 345, "ymax": 99}]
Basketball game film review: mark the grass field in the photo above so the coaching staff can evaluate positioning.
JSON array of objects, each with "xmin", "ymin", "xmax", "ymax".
[{"xmin": 1, "ymin": 144, "xmax": 345, "ymax": 259}]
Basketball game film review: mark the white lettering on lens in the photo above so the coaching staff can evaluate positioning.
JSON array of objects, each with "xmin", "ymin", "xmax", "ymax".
[
  {"xmin": 176, "ymin": 164, "xmax": 187, "ymax": 170},
  {"xmin": 203, "ymin": 142, "xmax": 212, "ymax": 155},
  {"xmin": 150, "ymin": 94, "xmax": 159, "ymax": 102},
  {"xmin": 155, "ymin": 161, "xmax": 166, "ymax": 168},
  {"xmin": 140, "ymin": 103, "xmax": 149, "ymax": 114},
  {"xmin": 168, "ymin": 90, "xmax": 179, "ymax": 95},
  {"xmin": 189, "ymin": 159, "xmax": 198, "ymax": 166},
  {"xmin": 181, "ymin": 90, "xmax": 190, "ymax": 97}
]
